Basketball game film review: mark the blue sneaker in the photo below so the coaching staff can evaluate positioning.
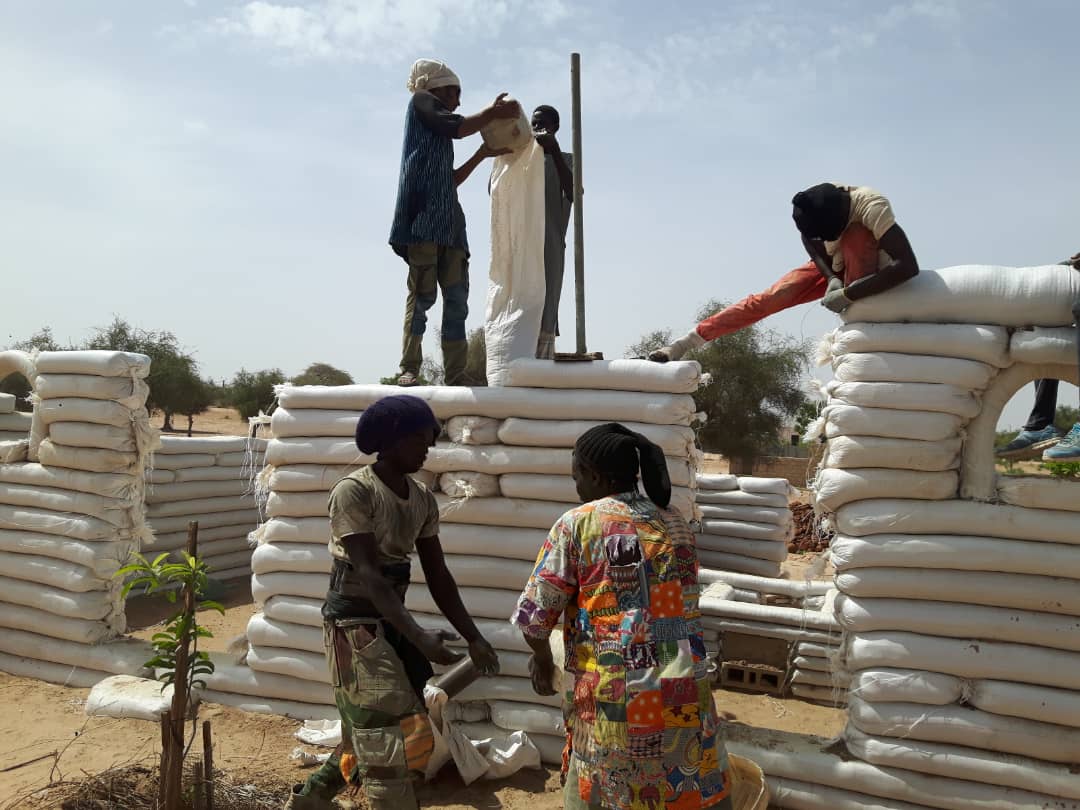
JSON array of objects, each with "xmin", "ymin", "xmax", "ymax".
[
  {"xmin": 1043, "ymin": 423, "xmax": 1080, "ymax": 461},
  {"xmin": 996, "ymin": 425, "xmax": 1061, "ymax": 458}
]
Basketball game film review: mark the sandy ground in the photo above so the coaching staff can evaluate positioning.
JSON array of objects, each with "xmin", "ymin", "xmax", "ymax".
[{"xmin": 157, "ymin": 405, "xmax": 251, "ymax": 437}]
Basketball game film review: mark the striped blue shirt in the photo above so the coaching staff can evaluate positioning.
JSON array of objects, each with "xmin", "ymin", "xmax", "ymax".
[{"xmin": 389, "ymin": 92, "xmax": 468, "ymax": 259}]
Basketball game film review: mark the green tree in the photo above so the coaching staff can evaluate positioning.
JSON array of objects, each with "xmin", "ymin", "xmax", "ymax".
[
  {"xmin": 1054, "ymin": 404, "xmax": 1080, "ymax": 434},
  {"xmin": 629, "ymin": 300, "xmax": 811, "ymax": 472},
  {"xmin": 794, "ymin": 399, "xmax": 825, "ymax": 440},
  {"xmin": 228, "ymin": 368, "xmax": 285, "ymax": 419},
  {"xmin": 1, "ymin": 327, "xmax": 65, "ymax": 410},
  {"xmin": 173, "ymin": 374, "xmax": 215, "ymax": 436},
  {"xmin": 291, "ymin": 362, "xmax": 354, "ymax": 387}
]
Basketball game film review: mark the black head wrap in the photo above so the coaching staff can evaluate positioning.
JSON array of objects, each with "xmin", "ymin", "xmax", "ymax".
[
  {"xmin": 574, "ymin": 423, "xmax": 671, "ymax": 508},
  {"xmin": 354, "ymin": 394, "xmax": 439, "ymax": 455},
  {"xmin": 791, "ymin": 182, "xmax": 848, "ymax": 241}
]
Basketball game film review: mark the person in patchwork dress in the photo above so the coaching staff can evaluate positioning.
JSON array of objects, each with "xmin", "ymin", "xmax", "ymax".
[{"xmin": 512, "ymin": 423, "xmax": 734, "ymax": 810}]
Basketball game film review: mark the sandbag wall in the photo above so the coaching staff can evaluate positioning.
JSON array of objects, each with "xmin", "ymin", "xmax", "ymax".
[
  {"xmin": 143, "ymin": 435, "xmax": 265, "ymax": 580},
  {"xmin": 221, "ymin": 360, "xmax": 705, "ymax": 758},
  {"xmin": 797, "ymin": 264, "xmax": 1080, "ymax": 809},
  {"xmin": 694, "ymin": 473, "xmax": 797, "ymax": 578},
  {"xmin": 0, "ymin": 350, "xmax": 157, "ymax": 687}
]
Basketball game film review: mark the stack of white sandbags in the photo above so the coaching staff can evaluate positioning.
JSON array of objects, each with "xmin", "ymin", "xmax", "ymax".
[
  {"xmin": 787, "ymin": 590, "xmax": 847, "ymax": 705},
  {"xmin": 227, "ymin": 360, "xmax": 705, "ymax": 758},
  {"xmin": 694, "ymin": 474, "xmax": 796, "ymax": 578},
  {"xmin": 801, "ymin": 265, "xmax": 1080, "ymax": 808},
  {"xmin": 0, "ymin": 350, "xmax": 157, "ymax": 686},
  {"xmin": 143, "ymin": 435, "xmax": 265, "ymax": 580}
]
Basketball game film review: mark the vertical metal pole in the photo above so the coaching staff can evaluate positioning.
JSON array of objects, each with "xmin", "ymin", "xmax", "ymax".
[{"xmin": 571, "ymin": 52, "xmax": 586, "ymax": 354}]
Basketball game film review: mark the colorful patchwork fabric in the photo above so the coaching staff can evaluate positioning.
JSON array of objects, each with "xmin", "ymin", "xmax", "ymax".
[{"xmin": 511, "ymin": 492, "xmax": 733, "ymax": 810}]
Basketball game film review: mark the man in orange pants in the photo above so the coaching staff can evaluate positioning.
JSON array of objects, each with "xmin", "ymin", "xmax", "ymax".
[{"xmin": 650, "ymin": 183, "xmax": 920, "ymax": 362}]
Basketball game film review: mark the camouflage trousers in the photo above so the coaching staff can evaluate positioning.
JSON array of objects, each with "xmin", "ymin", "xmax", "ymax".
[{"xmin": 297, "ymin": 619, "xmax": 433, "ymax": 809}]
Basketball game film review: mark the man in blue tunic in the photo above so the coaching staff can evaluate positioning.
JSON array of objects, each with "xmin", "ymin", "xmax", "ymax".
[{"xmin": 390, "ymin": 59, "xmax": 519, "ymax": 387}]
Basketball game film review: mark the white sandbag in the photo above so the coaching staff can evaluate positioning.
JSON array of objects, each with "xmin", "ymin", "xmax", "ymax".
[
  {"xmin": 503, "ymin": 358, "xmax": 701, "ymax": 393},
  {"xmin": 445, "ymin": 415, "xmax": 502, "ymax": 445},
  {"xmin": 150, "ymin": 452, "xmax": 217, "ymax": 470},
  {"xmin": 485, "ymin": 142, "xmax": 547, "ymax": 386},
  {"xmin": 247, "ymin": 613, "xmax": 325, "ymax": 655},
  {"xmin": 36, "ymin": 350, "xmax": 150, "ymax": 378},
  {"xmin": 0, "ymin": 502, "xmax": 126, "ymax": 541},
  {"xmin": 0, "ymin": 628, "xmax": 149, "ymax": 675},
  {"xmin": 832, "ymin": 352, "xmax": 994, "ymax": 389},
  {"xmin": 708, "ymin": 619, "xmax": 837, "ymax": 645},
  {"xmin": 202, "ymin": 660, "xmax": 334, "ymax": 705},
  {"xmin": 822, "ymin": 323, "xmax": 1011, "ymax": 367},
  {"xmin": 836, "ymin": 498, "xmax": 1080, "ymax": 545},
  {"xmin": 439, "ymin": 471, "xmax": 501, "ymax": 499},
  {"xmin": 700, "ymin": 519, "xmax": 791, "ymax": 542},
  {"xmin": 413, "ymin": 554, "xmax": 534, "ymax": 591},
  {"xmin": 695, "ymin": 535, "xmax": 788, "ymax": 562},
  {"xmin": 823, "ymin": 435, "xmax": 961, "ymax": 472},
  {"xmin": 736, "ymin": 477, "xmax": 794, "ymax": 496},
  {"xmin": 3, "ymin": 578, "xmax": 121, "ymax": 621},
  {"xmin": 145, "ymin": 479, "xmax": 249, "ymax": 504},
  {"xmin": 499, "ymin": 418, "xmax": 697, "ymax": 457},
  {"xmin": 148, "ymin": 533, "xmax": 250, "ymax": 559},
  {"xmin": 256, "ymin": 517, "xmax": 330, "ymax": 545},
  {"xmin": 0, "ymin": 531, "xmax": 132, "ymax": 575},
  {"xmin": 157, "ymin": 435, "xmax": 253, "ymax": 455},
  {"xmin": 276, "ymin": 384, "xmax": 698, "ymax": 426},
  {"xmin": 790, "ymin": 668, "xmax": 847, "ymax": 689},
  {"xmin": 48, "ymin": 421, "xmax": 139, "ymax": 452},
  {"xmin": 698, "ymin": 597, "xmax": 839, "ymax": 632},
  {"xmin": 437, "ymin": 523, "xmax": 548, "ymax": 561},
  {"xmin": 252, "ymin": 571, "xmax": 326, "ymax": 603},
  {"xmin": 836, "ymin": 594, "xmax": 1080, "ymax": 652},
  {"xmin": 848, "ymin": 668, "xmax": 964, "ymax": 705},
  {"xmin": 37, "ymin": 439, "xmax": 139, "ymax": 473},
  {"xmin": 996, "ymin": 475, "xmax": 1080, "ymax": 513},
  {"xmin": 1010, "ymin": 326, "xmax": 1078, "ymax": 365},
  {"xmin": 264, "ymin": 491, "xmax": 326, "ymax": 518},
  {"xmin": 694, "ymin": 489, "xmax": 789, "ymax": 508},
  {"xmin": 823, "ymin": 380, "xmax": 980, "ymax": 418},
  {"xmin": 263, "ymin": 595, "xmax": 324, "ymax": 628},
  {"xmin": 406, "ymin": 586, "xmax": 519, "ymax": 621},
  {"xmin": 822, "ymin": 404, "xmax": 962, "ymax": 442},
  {"xmin": 148, "ymin": 469, "xmax": 174, "ymax": 484},
  {"xmin": 791, "ymin": 655, "xmax": 832, "ymax": 674},
  {"xmin": 414, "ymin": 613, "xmax": 534, "ymax": 654},
  {"xmin": 489, "ymin": 701, "xmax": 564, "ymax": 738},
  {"xmin": 216, "ymin": 451, "xmax": 256, "ymax": 467},
  {"xmin": 150, "ymin": 523, "xmax": 259, "ymax": 551},
  {"xmin": 174, "ymin": 466, "xmax": 252, "ymax": 483},
  {"xmin": 829, "ymin": 533, "xmax": 1080, "ymax": 579},
  {"xmin": 848, "ymin": 696, "xmax": 1080, "ymax": 764},
  {"xmin": 200, "ymin": 690, "xmax": 338, "ymax": 721},
  {"xmin": 813, "ymin": 468, "xmax": 957, "ymax": 511},
  {"xmin": 0, "ymin": 412, "xmax": 31, "ymax": 432},
  {"xmin": 203, "ymin": 549, "xmax": 253, "ymax": 573},
  {"xmin": 841, "ymin": 264, "xmax": 1080, "ymax": 327},
  {"xmin": 0, "ymin": 601, "xmax": 116, "ymax": 644},
  {"xmin": 969, "ymin": 679, "xmax": 1080, "ymax": 729},
  {"xmin": 252, "ymin": 542, "xmax": 330, "ymax": 576},
  {"xmin": 436, "ymin": 494, "xmax": 569, "ymax": 530},
  {"xmin": 0, "ymin": 462, "xmax": 137, "ymax": 500},
  {"xmin": 149, "ymin": 509, "xmax": 260, "ymax": 534},
  {"xmin": 457, "ymin": 722, "xmax": 563, "ymax": 766},
  {"xmin": 264, "ymin": 464, "xmax": 355, "ymax": 493},
  {"xmin": 0, "ymin": 651, "xmax": 110, "ymax": 689},
  {"xmin": 698, "ymin": 571, "xmax": 831, "ymax": 598},
  {"xmin": 35, "ymin": 373, "xmax": 149, "ymax": 407},
  {"xmin": 37, "ymin": 397, "xmax": 143, "ymax": 428},
  {"xmin": 436, "ymin": 651, "xmax": 533, "ymax": 679},
  {"xmin": 845, "ymin": 631, "xmax": 1080, "ymax": 691},
  {"xmin": 0, "ymin": 482, "xmax": 134, "ymax": 526},
  {"xmin": 247, "ymin": 645, "xmax": 330, "ymax": 684},
  {"xmin": 146, "ymin": 494, "xmax": 253, "ymax": 518},
  {"xmin": 844, "ymin": 728, "xmax": 1080, "ymax": 802},
  {"xmin": 264, "ymin": 438, "xmax": 372, "ymax": 467},
  {"xmin": 695, "ymin": 473, "xmax": 738, "ymax": 490},
  {"xmin": 85, "ymin": 675, "xmax": 179, "ymax": 721},
  {"xmin": 765, "ymin": 776, "xmax": 931, "ymax": 810},
  {"xmin": 0, "ymin": 440, "xmax": 28, "ymax": 464},
  {"xmin": 0, "ymin": 431, "xmax": 30, "ymax": 443},
  {"xmin": 456, "ymin": 676, "xmax": 562, "ymax": 709},
  {"xmin": 269, "ymin": 408, "xmax": 359, "ymax": 438},
  {"xmin": 0, "ymin": 551, "xmax": 105, "ymax": 593},
  {"xmin": 498, "ymin": 472, "xmax": 577, "ymax": 503},
  {"xmin": 836, "ymin": 567, "xmax": 1080, "ymax": 616},
  {"xmin": 694, "ymin": 503, "xmax": 790, "ymax": 526},
  {"xmin": 695, "ymin": 551, "xmax": 781, "ymax": 578},
  {"xmin": 0, "ymin": 393, "xmax": 15, "ymax": 414}
]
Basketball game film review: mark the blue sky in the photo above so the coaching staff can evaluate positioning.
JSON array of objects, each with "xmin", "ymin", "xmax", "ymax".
[{"xmin": 2, "ymin": 0, "xmax": 1077, "ymax": 428}]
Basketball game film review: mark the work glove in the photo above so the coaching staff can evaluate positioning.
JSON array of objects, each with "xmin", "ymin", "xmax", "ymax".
[
  {"xmin": 821, "ymin": 278, "xmax": 852, "ymax": 314},
  {"xmin": 649, "ymin": 330, "xmax": 706, "ymax": 363}
]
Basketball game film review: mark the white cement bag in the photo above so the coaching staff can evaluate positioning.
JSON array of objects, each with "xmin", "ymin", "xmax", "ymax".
[
  {"xmin": 813, "ymin": 468, "xmax": 957, "ymax": 511},
  {"xmin": 695, "ymin": 551, "xmax": 781, "ymax": 578},
  {"xmin": 150, "ymin": 509, "xmax": 260, "ymax": 534},
  {"xmin": 821, "ymin": 404, "xmax": 962, "ymax": 442},
  {"xmin": 0, "ymin": 393, "xmax": 15, "ymax": 414},
  {"xmin": 265, "ymin": 491, "xmax": 326, "ymax": 518},
  {"xmin": 701, "ymin": 617, "xmax": 835, "ymax": 645},
  {"xmin": 498, "ymin": 418, "xmax": 697, "ymax": 457},
  {"xmin": 48, "ymin": 421, "xmax": 138, "ymax": 452},
  {"xmin": 970, "ymin": 679, "xmax": 1080, "ymax": 729},
  {"xmin": 695, "ymin": 473, "xmax": 739, "ymax": 491},
  {"xmin": 485, "ymin": 141, "xmax": 546, "ymax": 386},
  {"xmin": 996, "ymin": 475, "xmax": 1080, "ymax": 512},
  {"xmin": 216, "ymin": 450, "xmax": 256, "ymax": 467},
  {"xmin": 437, "ymin": 524, "xmax": 548, "ymax": 561},
  {"xmin": 150, "ymin": 452, "xmax": 216, "ymax": 470},
  {"xmin": 446, "ymin": 416, "xmax": 502, "ymax": 445},
  {"xmin": 835, "ymin": 498, "xmax": 1080, "ymax": 545},
  {"xmin": 275, "ymin": 384, "xmax": 698, "ymax": 427},
  {"xmin": 157, "ymin": 435, "xmax": 252, "ymax": 455},
  {"xmin": 698, "ymin": 598, "xmax": 839, "ymax": 632},
  {"xmin": 821, "ymin": 323, "xmax": 1011, "ymax": 367},
  {"xmin": 247, "ymin": 613, "xmax": 324, "ymax": 655},
  {"xmin": 0, "ymin": 503, "xmax": 123, "ymax": 541},
  {"xmin": 264, "ymin": 438, "xmax": 375, "ymax": 467},
  {"xmin": 699, "ymin": 519, "xmax": 791, "ymax": 542},
  {"xmin": 1010, "ymin": 326, "xmax": 1078, "ymax": 365},
  {"xmin": 829, "ymin": 533, "xmax": 1080, "ymax": 579},
  {"xmin": 693, "ymin": 504, "xmax": 790, "ymax": 526},
  {"xmin": 841, "ymin": 264, "xmax": 1080, "ymax": 327},
  {"xmin": 263, "ymin": 595, "xmax": 324, "ymax": 628},
  {"xmin": 0, "ymin": 601, "xmax": 117, "ymax": 644},
  {"xmin": 247, "ymin": 645, "xmax": 329, "ymax": 684},
  {"xmin": 269, "ymin": 408, "xmax": 359, "ymax": 438},
  {"xmin": 147, "ymin": 494, "xmax": 252, "ymax": 518},
  {"xmin": 412, "ymin": 555, "xmax": 535, "ymax": 591},
  {"xmin": 489, "ymin": 701, "xmax": 564, "ymax": 738},
  {"xmin": 498, "ymin": 472, "xmax": 577, "ymax": 503},
  {"xmin": 0, "ymin": 412, "xmax": 31, "ymax": 432},
  {"xmin": 37, "ymin": 439, "xmax": 139, "ymax": 474},
  {"xmin": 174, "ymin": 466, "xmax": 251, "ymax": 483},
  {"xmin": 0, "ymin": 462, "xmax": 137, "ymax": 501},
  {"xmin": 414, "ymin": 613, "xmax": 534, "ymax": 653},
  {"xmin": 456, "ymin": 676, "xmax": 561, "ymax": 708},
  {"xmin": 436, "ymin": 494, "xmax": 569, "ymax": 530},
  {"xmin": 85, "ymin": 675, "xmax": 178, "ymax": 721},
  {"xmin": 0, "ymin": 482, "xmax": 134, "ymax": 526},
  {"xmin": 823, "ymin": 435, "xmax": 961, "ymax": 471},
  {"xmin": 836, "ymin": 594, "xmax": 1080, "ymax": 653},
  {"xmin": 35, "ymin": 374, "xmax": 149, "ymax": 407},
  {"xmin": 38, "ymin": 398, "xmax": 145, "ymax": 428},
  {"xmin": 201, "ymin": 690, "xmax": 337, "ymax": 721},
  {"xmin": 0, "ymin": 628, "xmax": 149, "ymax": 675},
  {"xmin": 257, "ymin": 517, "xmax": 331, "ymax": 545},
  {"xmin": 202, "ymin": 660, "xmax": 334, "ymax": 705},
  {"xmin": 252, "ymin": 542, "xmax": 330, "ymax": 576},
  {"xmin": 0, "ymin": 531, "xmax": 132, "ymax": 574},
  {"xmin": 0, "ymin": 440, "xmax": 28, "ymax": 464},
  {"xmin": 698, "ymin": 571, "xmax": 831, "ymax": 599},
  {"xmin": 252, "ymin": 571, "xmax": 326, "ymax": 603},
  {"xmin": 0, "ymin": 551, "xmax": 105, "ymax": 593},
  {"xmin": 843, "ymin": 728, "xmax": 1080, "ymax": 802},
  {"xmin": 765, "ymin": 776, "xmax": 927, "ymax": 810},
  {"xmin": 439, "ymin": 472, "xmax": 501, "ymax": 499},
  {"xmin": 266, "ymin": 465, "xmax": 357, "ymax": 492},
  {"xmin": 849, "ymin": 668, "xmax": 964, "ymax": 705},
  {"xmin": 36, "ymin": 350, "xmax": 150, "ymax": 378},
  {"xmin": 694, "ymin": 489, "xmax": 788, "ymax": 508},
  {"xmin": 844, "ymin": 631, "xmax": 1080, "ymax": 691},
  {"xmin": 823, "ymin": 380, "xmax": 980, "ymax": 418},
  {"xmin": 0, "ymin": 652, "xmax": 110, "ymax": 689},
  {"xmin": 832, "ymin": 352, "xmax": 994, "ymax": 389},
  {"xmin": 430, "ymin": 445, "xmax": 573, "ymax": 476},
  {"xmin": 406, "ymin": 586, "xmax": 518, "ymax": 621},
  {"xmin": 503, "ymin": 358, "xmax": 701, "ymax": 394},
  {"xmin": 145, "ymin": 479, "xmax": 248, "ymax": 504},
  {"xmin": 151, "ymin": 524, "xmax": 259, "ymax": 551},
  {"xmin": 735, "ymin": 477, "xmax": 794, "ymax": 496}
]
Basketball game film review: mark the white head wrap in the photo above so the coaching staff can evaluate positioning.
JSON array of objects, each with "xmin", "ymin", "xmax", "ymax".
[{"xmin": 407, "ymin": 59, "xmax": 461, "ymax": 94}]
